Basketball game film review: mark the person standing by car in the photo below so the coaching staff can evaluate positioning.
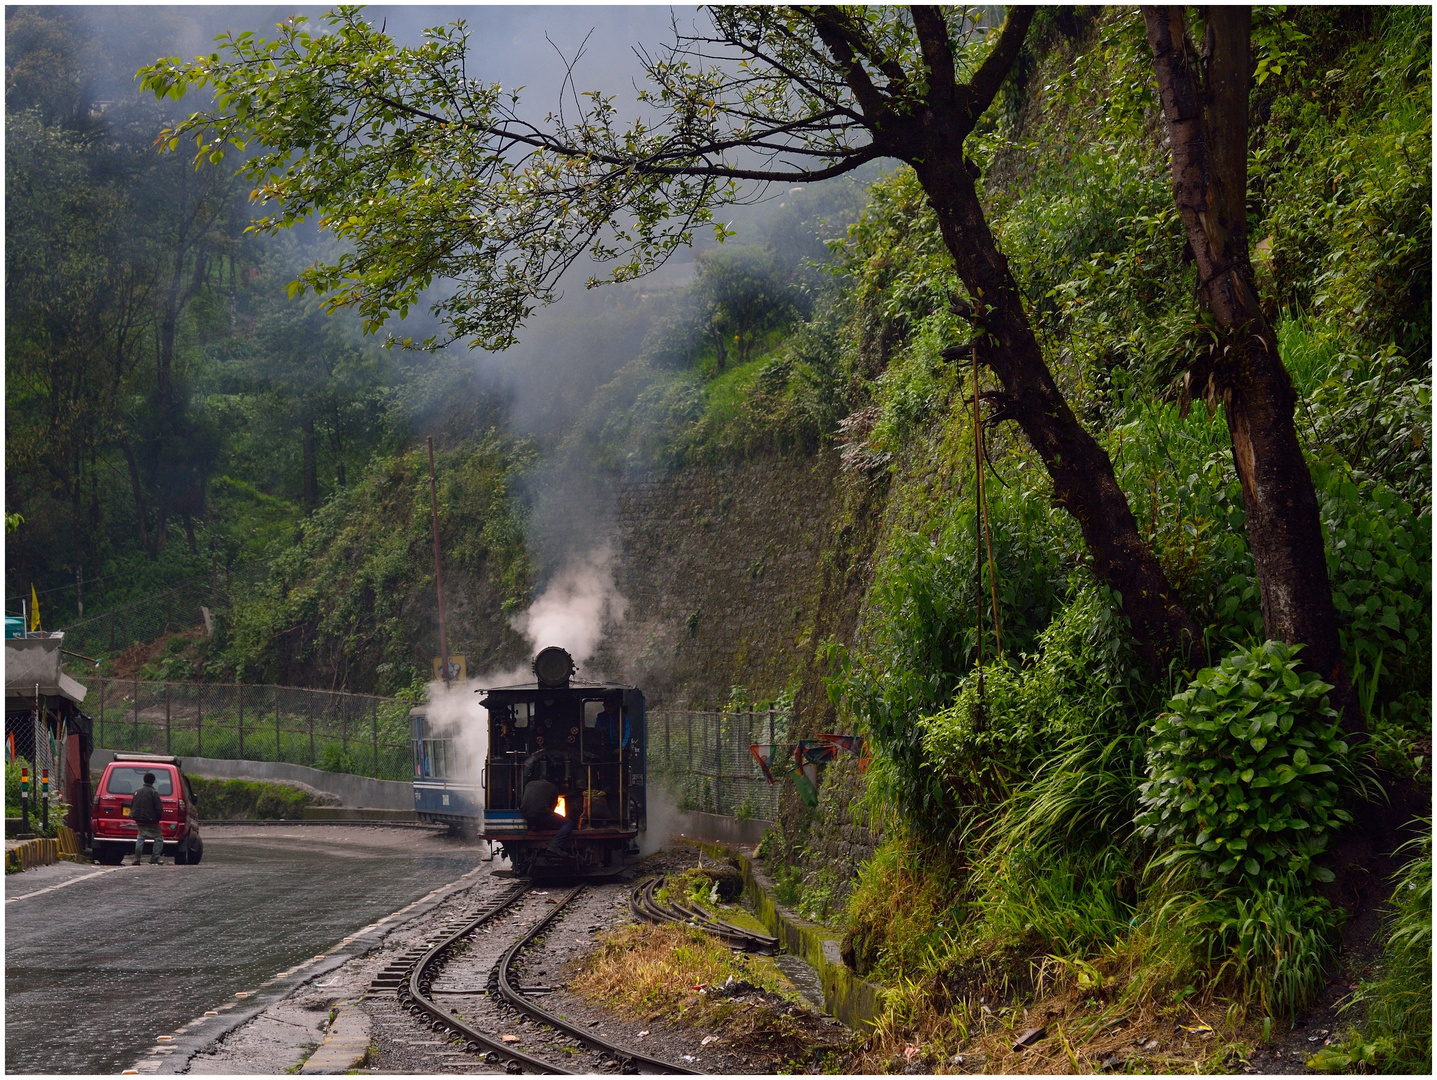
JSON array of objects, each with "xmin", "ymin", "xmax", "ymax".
[{"xmin": 130, "ymin": 772, "xmax": 164, "ymax": 865}]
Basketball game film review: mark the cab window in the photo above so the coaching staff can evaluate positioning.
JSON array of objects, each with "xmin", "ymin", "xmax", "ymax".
[{"xmin": 105, "ymin": 767, "xmax": 174, "ymax": 796}]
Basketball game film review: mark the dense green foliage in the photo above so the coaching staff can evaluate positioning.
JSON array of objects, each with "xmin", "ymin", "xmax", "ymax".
[
  {"xmin": 1137, "ymin": 641, "xmax": 1354, "ymax": 887},
  {"xmin": 777, "ymin": 6, "xmax": 1429, "ymax": 1057},
  {"xmin": 222, "ymin": 436, "xmax": 535, "ymax": 694}
]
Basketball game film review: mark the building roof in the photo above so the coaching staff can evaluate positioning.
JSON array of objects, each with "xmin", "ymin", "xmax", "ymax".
[{"xmin": 4, "ymin": 634, "xmax": 88, "ymax": 705}]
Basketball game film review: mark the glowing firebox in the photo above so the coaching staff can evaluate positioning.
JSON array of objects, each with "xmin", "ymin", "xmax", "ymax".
[{"xmin": 555, "ymin": 796, "xmax": 567, "ymax": 818}]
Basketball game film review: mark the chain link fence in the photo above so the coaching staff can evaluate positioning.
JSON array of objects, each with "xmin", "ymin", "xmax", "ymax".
[
  {"xmin": 648, "ymin": 707, "xmax": 791, "ymax": 822},
  {"xmin": 80, "ymin": 677, "xmax": 413, "ymax": 780}
]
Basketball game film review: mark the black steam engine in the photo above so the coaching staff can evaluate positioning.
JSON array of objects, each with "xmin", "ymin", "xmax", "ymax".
[{"xmin": 412, "ymin": 646, "xmax": 646, "ymax": 877}]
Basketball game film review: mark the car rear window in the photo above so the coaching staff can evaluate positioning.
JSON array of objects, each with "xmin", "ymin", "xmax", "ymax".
[{"xmin": 104, "ymin": 767, "xmax": 174, "ymax": 796}]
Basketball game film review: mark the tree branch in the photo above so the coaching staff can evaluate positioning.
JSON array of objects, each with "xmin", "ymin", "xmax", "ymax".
[
  {"xmin": 963, "ymin": 6, "xmax": 1035, "ymax": 126},
  {"xmin": 910, "ymin": 6, "xmax": 958, "ymax": 110}
]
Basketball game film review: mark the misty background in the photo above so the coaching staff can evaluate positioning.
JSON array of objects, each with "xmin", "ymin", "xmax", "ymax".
[{"xmin": 5, "ymin": 4, "xmax": 879, "ymax": 696}]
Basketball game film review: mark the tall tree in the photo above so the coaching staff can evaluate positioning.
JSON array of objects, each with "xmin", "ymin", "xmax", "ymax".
[
  {"xmin": 142, "ymin": 6, "xmax": 1203, "ymax": 668},
  {"xmin": 1142, "ymin": 7, "xmax": 1353, "ymax": 719}
]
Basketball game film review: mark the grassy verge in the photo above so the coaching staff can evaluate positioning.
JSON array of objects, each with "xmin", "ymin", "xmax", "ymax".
[
  {"xmin": 189, "ymin": 777, "xmax": 319, "ymax": 820},
  {"xmin": 569, "ymin": 922, "xmax": 816, "ymax": 1050}
]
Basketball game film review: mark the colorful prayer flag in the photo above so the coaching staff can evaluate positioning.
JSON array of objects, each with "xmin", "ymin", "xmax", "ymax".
[
  {"xmin": 749, "ymin": 744, "xmax": 776, "ymax": 785},
  {"xmin": 795, "ymin": 739, "xmax": 837, "ymax": 765},
  {"xmin": 817, "ymin": 733, "xmax": 865, "ymax": 757},
  {"xmin": 791, "ymin": 763, "xmax": 819, "ymax": 807}
]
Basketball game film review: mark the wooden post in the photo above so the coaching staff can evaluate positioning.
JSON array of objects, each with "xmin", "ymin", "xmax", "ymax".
[
  {"xmin": 237, "ymin": 683, "xmax": 244, "ymax": 759},
  {"xmin": 165, "ymin": 684, "xmax": 172, "ymax": 755}
]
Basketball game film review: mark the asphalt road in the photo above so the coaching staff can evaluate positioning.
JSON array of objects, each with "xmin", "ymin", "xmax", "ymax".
[{"xmin": 5, "ymin": 825, "xmax": 482, "ymax": 1075}]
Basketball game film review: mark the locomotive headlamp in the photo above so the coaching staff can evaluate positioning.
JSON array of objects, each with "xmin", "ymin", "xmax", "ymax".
[{"xmin": 533, "ymin": 646, "xmax": 575, "ymax": 688}]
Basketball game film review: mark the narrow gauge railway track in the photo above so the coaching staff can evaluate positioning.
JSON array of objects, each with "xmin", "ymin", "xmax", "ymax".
[
  {"xmin": 629, "ymin": 877, "xmax": 779, "ymax": 953},
  {"xmin": 379, "ymin": 879, "xmax": 698, "ymax": 1075}
]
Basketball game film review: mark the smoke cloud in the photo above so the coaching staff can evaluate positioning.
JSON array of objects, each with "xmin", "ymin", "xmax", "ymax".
[
  {"xmin": 422, "ymin": 545, "xmax": 628, "ymax": 820},
  {"xmin": 510, "ymin": 544, "xmax": 628, "ymax": 672}
]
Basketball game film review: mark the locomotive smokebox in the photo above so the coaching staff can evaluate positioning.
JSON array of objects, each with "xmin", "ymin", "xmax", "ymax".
[{"xmin": 533, "ymin": 646, "xmax": 575, "ymax": 688}]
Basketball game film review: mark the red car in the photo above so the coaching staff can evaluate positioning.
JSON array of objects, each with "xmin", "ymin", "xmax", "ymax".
[{"xmin": 90, "ymin": 755, "xmax": 204, "ymax": 865}]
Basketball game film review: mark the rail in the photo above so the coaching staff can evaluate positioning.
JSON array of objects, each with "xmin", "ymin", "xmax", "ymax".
[{"xmin": 389, "ymin": 882, "xmax": 697, "ymax": 1075}]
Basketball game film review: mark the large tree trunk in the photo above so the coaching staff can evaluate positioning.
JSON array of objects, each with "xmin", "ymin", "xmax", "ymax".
[
  {"xmin": 301, "ymin": 416, "xmax": 319, "ymax": 512},
  {"xmin": 913, "ymin": 147, "xmax": 1204, "ymax": 671},
  {"xmin": 1143, "ymin": 7, "xmax": 1353, "ymax": 722},
  {"xmin": 120, "ymin": 441, "xmax": 153, "ymax": 559}
]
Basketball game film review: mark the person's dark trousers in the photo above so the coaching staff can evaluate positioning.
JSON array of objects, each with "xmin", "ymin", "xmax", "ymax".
[{"xmin": 524, "ymin": 811, "xmax": 574, "ymax": 851}]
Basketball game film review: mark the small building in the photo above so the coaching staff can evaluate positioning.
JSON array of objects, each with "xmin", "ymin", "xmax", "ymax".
[{"xmin": 5, "ymin": 633, "xmax": 95, "ymax": 837}]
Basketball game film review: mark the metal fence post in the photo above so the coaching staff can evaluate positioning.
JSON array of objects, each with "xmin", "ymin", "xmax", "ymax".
[
  {"xmin": 715, "ymin": 710, "xmax": 723, "ymax": 815},
  {"xmin": 133, "ymin": 675, "xmax": 140, "ymax": 747},
  {"xmin": 372, "ymin": 699, "xmax": 379, "ymax": 778},
  {"xmin": 341, "ymin": 695, "xmax": 348, "ymax": 759},
  {"xmin": 237, "ymin": 683, "xmax": 244, "ymax": 759},
  {"xmin": 196, "ymin": 682, "xmax": 203, "ymax": 758},
  {"xmin": 99, "ymin": 677, "xmax": 106, "ymax": 749},
  {"xmin": 275, "ymin": 687, "xmax": 281, "ymax": 763},
  {"xmin": 165, "ymin": 684, "xmax": 172, "ymax": 755},
  {"xmin": 308, "ymin": 690, "xmax": 315, "ymax": 766}
]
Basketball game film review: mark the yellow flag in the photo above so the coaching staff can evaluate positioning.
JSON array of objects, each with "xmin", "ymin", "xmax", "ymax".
[{"xmin": 29, "ymin": 584, "xmax": 39, "ymax": 632}]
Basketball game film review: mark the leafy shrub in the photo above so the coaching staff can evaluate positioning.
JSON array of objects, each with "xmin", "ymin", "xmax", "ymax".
[{"xmin": 1137, "ymin": 641, "xmax": 1354, "ymax": 887}]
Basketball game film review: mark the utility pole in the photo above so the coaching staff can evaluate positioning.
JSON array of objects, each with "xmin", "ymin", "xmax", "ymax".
[{"xmin": 427, "ymin": 437, "xmax": 452, "ymax": 688}]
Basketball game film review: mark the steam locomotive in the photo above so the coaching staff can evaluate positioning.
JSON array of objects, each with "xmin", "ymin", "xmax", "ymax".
[{"xmin": 412, "ymin": 646, "xmax": 646, "ymax": 876}]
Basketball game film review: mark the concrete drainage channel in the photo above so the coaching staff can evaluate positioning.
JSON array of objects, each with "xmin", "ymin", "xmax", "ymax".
[{"xmin": 680, "ymin": 837, "xmax": 887, "ymax": 1031}]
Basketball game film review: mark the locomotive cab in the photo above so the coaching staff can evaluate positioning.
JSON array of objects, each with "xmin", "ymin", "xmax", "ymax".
[{"xmin": 479, "ymin": 647, "xmax": 646, "ymax": 876}]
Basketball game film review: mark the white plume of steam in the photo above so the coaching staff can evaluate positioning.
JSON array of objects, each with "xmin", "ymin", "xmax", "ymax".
[
  {"xmin": 421, "ymin": 546, "xmax": 628, "ymax": 818},
  {"xmin": 510, "ymin": 544, "xmax": 628, "ymax": 670}
]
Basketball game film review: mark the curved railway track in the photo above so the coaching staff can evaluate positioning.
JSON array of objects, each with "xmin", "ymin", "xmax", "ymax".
[
  {"xmin": 378, "ymin": 878, "xmax": 698, "ymax": 1075},
  {"xmin": 628, "ymin": 876, "xmax": 779, "ymax": 953}
]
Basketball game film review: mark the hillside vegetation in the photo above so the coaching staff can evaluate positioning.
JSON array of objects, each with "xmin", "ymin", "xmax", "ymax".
[{"xmin": 723, "ymin": 8, "xmax": 1428, "ymax": 1073}]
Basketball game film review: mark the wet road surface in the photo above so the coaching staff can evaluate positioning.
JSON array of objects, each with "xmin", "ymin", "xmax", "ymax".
[{"xmin": 5, "ymin": 825, "xmax": 481, "ymax": 1075}]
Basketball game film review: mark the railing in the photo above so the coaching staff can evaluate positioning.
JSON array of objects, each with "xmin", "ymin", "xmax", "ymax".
[
  {"xmin": 647, "ymin": 707, "xmax": 791, "ymax": 822},
  {"xmin": 81, "ymin": 677, "xmax": 413, "ymax": 781}
]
